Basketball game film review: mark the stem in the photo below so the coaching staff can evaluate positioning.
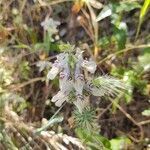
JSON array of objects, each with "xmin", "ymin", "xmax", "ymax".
[
  {"xmin": 109, "ymin": 97, "xmax": 144, "ymax": 143},
  {"xmin": 87, "ymin": 3, "xmax": 99, "ymax": 59},
  {"xmin": 135, "ymin": 20, "xmax": 142, "ymax": 40},
  {"xmin": 7, "ymin": 77, "xmax": 45, "ymax": 92},
  {"xmin": 34, "ymin": 102, "xmax": 65, "ymax": 134},
  {"xmin": 98, "ymin": 44, "xmax": 150, "ymax": 65},
  {"xmin": 38, "ymin": 0, "xmax": 73, "ymax": 6},
  {"xmin": 21, "ymin": 102, "xmax": 66, "ymax": 149},
  {"xmin": 138, "ymin": 119, "xmax": 150, "ymax": 125}
]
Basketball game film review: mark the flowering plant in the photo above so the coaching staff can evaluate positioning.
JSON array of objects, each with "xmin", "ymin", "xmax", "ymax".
[{"xmin": 47, "ymin": 48, "xmax": 126, "ymax": 113}]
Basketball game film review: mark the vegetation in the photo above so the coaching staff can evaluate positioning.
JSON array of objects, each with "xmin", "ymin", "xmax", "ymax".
[{"xmin": 0, "ymin": 0, "xmax": 150, "ymax": 149}]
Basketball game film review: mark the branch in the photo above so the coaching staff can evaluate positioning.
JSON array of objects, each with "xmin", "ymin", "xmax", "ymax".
[
  {"xmin": 109, "ymin": 96, "xmax": 144, "ymax": 143},
  {"xmin": 98, "ymin": 44, "xmax": 150, "ymax": 65},
  {"xmin": 8, "ymin": 77, "xmax": 45, "ymax": 92}
]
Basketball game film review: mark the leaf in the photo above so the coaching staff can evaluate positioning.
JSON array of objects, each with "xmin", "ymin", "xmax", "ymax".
[
  {"xmin": 35, "ymin": 116, "xmax": 63, "ymax": 134},
  {"xmin": 136, "ymin": 0, "xmax": 150, "ymax": 39},
  {"xmin": 142, "ymin": 109, "xmax": 150, "ymax": 116},
  {"xmin": 116, "ymin": 1, "xmax": 141, "ymax": 12},
  {"xmin": 140, "ymin": 0, "xmax": 150, "ymax": 20},
  {"xmin": 98, "ymin": 36, "xmax": 111, "ymax": 48},
  {"xmin": 142, "ymin": 47, "xmax": 150, "ymax": 54},
  {"xmin": 75, "ymin": 128, "xmax": 111, "ymax": 150},
  {"xmin": 96, "ymin": 5, "xmax": 112, "ymax": 21},
  {"xmin": 110, "ymin": 137, "xmax": 131, "ymax": 150},
  {"xmin": 113, "ymin": 24, "xmax": 127, "ymax": 50},
  {"xmin": 138, "ymin": 53, "xmax": 150, "ymax": 71}
]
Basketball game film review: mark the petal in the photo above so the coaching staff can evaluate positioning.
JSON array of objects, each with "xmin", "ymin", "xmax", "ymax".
[
  {"xmin": 47, "ymin": 66, "xmax": 59, "ymax": 80},
  {"xmin": 36, "ymin": 61, "xmax": 51, "ymax": 72},
  {"xmin": 51, "ymin": 91, "xmax": 64, "ymax": 102},
  {"xmin": 55, "ymin": 98, "xmax": 66, "ymax": 107},
  {"xmin": 74, "ymin": 76, "xmax": 84, "ymax": 95},
  {"xmin": 75, "ymin": 48, "xmax": 84, "ymax": 60},
  {"xmin": 81, "ymin": 59, "xmax": 97, "ymax": 73},
  {"xmin": 74, "ymin": 62, "xmax": 84, "ymax": 95},
  {"xmin": 51, "ymin": 91, "xmax": 68, "ymax": 107},
  {"xmin": 60, "ymin": 78, "xmax": 73, "ymax": 92}
]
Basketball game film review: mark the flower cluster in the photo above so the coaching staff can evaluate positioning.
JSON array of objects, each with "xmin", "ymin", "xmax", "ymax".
[
  {"xmin": 41, "ymin": 17, "xmax": 60, "ymax": 34},
  {"xmin": 47, "ymin": 48, "xmax": 126, "ymax": 112}
]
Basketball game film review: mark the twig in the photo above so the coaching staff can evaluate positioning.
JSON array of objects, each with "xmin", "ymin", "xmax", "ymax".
[
  {"xmin": 99, "ymin": 103, "xmax": 112, "ymax": 118},
  {"xmin": 98, "ymin": 44, "xmax": 150, "ymax": 65},
  {"xmin": 21, "ymin": 102, "xmax": 65, "ymax": 149},
  {"xmin": 138, "ymin": 119, "xmax": 150, "ymax": 125},
  {"xmin": 20, "ymin": 0, "xmax": 27, "ymax": 14},
  {"xmin": 109, "ymin": 96, "xmax": 144, "ymax": 143},
  {"xmin": 38, "ymin": 0, "xmax": 73, "ymax": 6},
  {"xmin": 86, "ymin": 3, "xmax": 99, "ymax": 58},
  {"xmin": 8, "ymin": 77, "xmax": 45, "ymax": 91}
]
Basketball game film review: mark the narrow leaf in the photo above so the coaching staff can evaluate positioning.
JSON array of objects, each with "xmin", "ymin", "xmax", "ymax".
[
  {"xmin": 96, "ymin": 6, "xmax": 112, "ymax": 22},
  {"xmin": 136, "ymin": 0, "xmax": 150, "ymax": 39}
]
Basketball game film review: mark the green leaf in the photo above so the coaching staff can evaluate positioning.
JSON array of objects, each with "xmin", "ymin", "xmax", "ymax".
[
  {"xmin": 98, "ymin": 36, "xmax": 111, "ymax": 48},
  {"xmin": 76, "ymin": 128, "xmax": 111, "ymax": 150},
  {"xmin": 113, "ymin": 25, "xmax": 127, "ymax": 50},
  {"xmin": 138, "ymin": 53, "xmax": 150, "ymax": 71},
  {"xmin": 116, "ymin": 1, "xmax": 141, "ymax": 12},
  {"xmin": 110, "ymin": 137, "xmax": 131, "ymax": 150},
  {"xmin": 136, "ymin": 0, "xmax": 150, "ymax": 39},
  {"xmin": 142, "ymin": 47, "xmax": 150, "ymax": 54},
  {"xmin": 142, "ymin": 109, "xmax": 150, "ymax": 116},
  {"xmin": 35, "ymin": 116, "xmax": 63, "ymax": 134},
  {"xmin": 140, "ymin": 0, "xmax": 150, "ymax": 20}
]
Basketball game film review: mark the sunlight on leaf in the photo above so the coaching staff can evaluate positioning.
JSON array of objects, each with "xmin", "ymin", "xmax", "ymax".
[
  {"xmin": 110, "ymin": 137, "xmax": 131, "ymax": 150},
  {"xmin": 142, "ymin": 109, "xmax": 150, "ymax": 116}
]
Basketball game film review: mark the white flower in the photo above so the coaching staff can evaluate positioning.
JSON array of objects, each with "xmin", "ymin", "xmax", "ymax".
[
  {"xmin": 47, "ymin": 66, "xmax": 59, "ymax": 80},
  {"xmin": 81, "ymin": 59, "xmax": 97, "ymax": 73},
  {"xmin": 47, "ymin": 49, "xmax": 126, "ymax": 110},
  {"xmin": 75, "ymin": 49, "xmax": 97, "ymax": 74},
  {"xmin": 51, "ymin": 78, "xmax": 72, "ymax": 107},
  {"xmin": 75, "ymin": 48, "xmax": 84, "ymax": 61},
  {"xmin": 36, "ymin": 61, "xmax": 51, "ymax": 72},
  {"xmin": 41, "ymin": 18, "xmax": 60, "ymax": 33},
  {"xmin": 59, "ymin": 68, "xmax": 72, "ymax": 92},
  {"xmin": 74, "ymin": 51, "xmax": 85, "ymax": 97},
  {"xmin": 74, "ymin": 69, "xmax": 84, "ymax": 96},
  {"xmin": 51, "ymin": 91, "xmax": 68, "ymax": 107},
  {"xmin": 47, "ymin": 53, "xmax": 68, "ymax": 80}
]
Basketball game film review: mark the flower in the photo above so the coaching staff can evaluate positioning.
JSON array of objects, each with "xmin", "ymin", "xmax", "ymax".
[
  {"xmin": 47, "ymin": 66, "xmax": 59, "ymax": 80},
  {"xmin": 81, "ymin": 59, "xmax": 97, "ymax": 73},
  {"xmin": 51, "ymin": 91, "xmax": 68, "ymax": 107},
  {"xmin": 74, "ymin": 50, "xmax": 85, "ymax": 100},
  {"xmin": 75, "ymin": 48, "xmax": 97, "ymax": 74},
  {"xmin": 41, "ymin": 17, "xmax": 60, "ymax": 34},
  {"xmin": 47, "ymin": 49, "xmax": 126, "ymax": 111},
  {"xmin": 74, "ymin": 64, "xmax": 84, "ymax": 95},
  {"xmin": 47, "ymin": 53, "xmax": 68, "ymax": 80},
  {"xmin": 59, "ymin": 65, "xmax": 72, "ymax": 91},
  {"xmin": 36, "ymin": 61, "xmax": 52, "ymax": 72}
]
